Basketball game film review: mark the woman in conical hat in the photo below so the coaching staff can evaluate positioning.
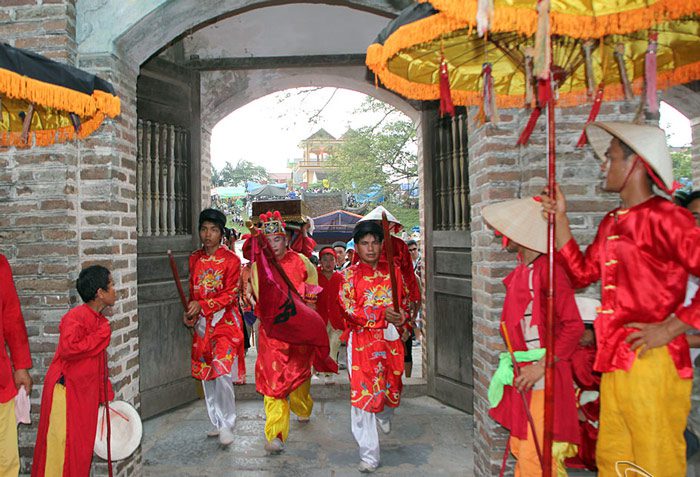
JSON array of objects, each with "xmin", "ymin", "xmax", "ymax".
[
  {"xmin": 541, "ymin": 122, "xmax": 700, "ymax": 476},
  {"xmin": 483, "ymin": 197, "xmax": 583, "ymax": 477}
]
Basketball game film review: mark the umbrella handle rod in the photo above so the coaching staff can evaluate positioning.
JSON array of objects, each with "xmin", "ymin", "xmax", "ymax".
[
  {"xmin": 167, "ymin": 250, "xmax": 194, "ymax": 338},
  {"xmin": 500, "ymin": 322, "xmax": 545, "ymax": 469},
  {"xmin": 381, "ymin": 212, "xmax": 400, "ymax": 313},
  {"xmin": 543, "ymin": 81, "xmax": 557, "ymax": 477}
]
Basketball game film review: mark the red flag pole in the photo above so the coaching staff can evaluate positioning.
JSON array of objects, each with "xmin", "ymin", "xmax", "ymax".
[
  {"xmin": 167, "ymin": 250, "xmax": 188, "ymax": 310},
  {"xmin": 381, "ymin": 212, "xmax": 400, "ymax": 313},
  {"xmin": 167, "ymin": 250, "xmax": 193, "ymax": 337},
  {"xmin": 543, "ymin": 78, "xmax": 556, "ymax": 477}
]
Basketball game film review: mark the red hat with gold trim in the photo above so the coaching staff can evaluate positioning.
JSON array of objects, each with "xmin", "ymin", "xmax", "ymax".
[{"xmin": 259, "ymin": 210, "xmax": 286, "ymax": 236}]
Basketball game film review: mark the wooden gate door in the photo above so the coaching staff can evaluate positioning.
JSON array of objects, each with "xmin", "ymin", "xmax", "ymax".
[
  {"xmin": 136, "ymin": 58, "xmax": 202, "ymax": 418},
  {"xmin": 422, "ymin": 104, "xmax": 473, "ymax": 412}
]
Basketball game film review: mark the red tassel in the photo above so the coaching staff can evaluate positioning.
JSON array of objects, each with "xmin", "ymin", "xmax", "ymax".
[
  {"xmin": 481, "ymin": 62, "xmax": 499, "ymax": 122},
  {"xmin": 645, "ymin": 32, "xmax": 659, "ymax": 114},
  {"xmin": 537, "ymin": 78, "xmax": 552, "ymax": 107},
  {"xmin": 517, "ymin": 107, "xmax": 542, "ymax": 145},
  {"xmin": 576, "ymin": 84, "xmax": 605, "ymax": 147},
  {"xmin": 439, "ymin": 56, "xmax": 455, "ymax": 117}
]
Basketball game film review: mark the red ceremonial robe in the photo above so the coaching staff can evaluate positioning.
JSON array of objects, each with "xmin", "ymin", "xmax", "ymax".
[
  {"xmin": 32, "ymin": 304, "xmax": 113, "ymax": 477},
  {"xmin": 558, "ymin": 196, "xmax": 700, "ymax": 378},
  {"xmin": 0, "ymin": 254, "xmax": 32, "ymax": 404},
  {"xmin": 352, "ymin": 235, "xmax": 421, "ymax": 305},
  {"xmin": 489, "ymin": 256, "xmax": 583, "ymax": 444},
  {"xmin": 254, "ymin": 250, "xmax": 319, "ymax": 398},
  {"xmin": 339, "ymin": 261, "xmax": 407, "ymax": 413},
  {"xmin": 317, "ymin": 270, "xmax": 345, "ymax": 331},
  {"xmin": 189, "ymin": 246, "xmax": 245, "ymax": 381}
]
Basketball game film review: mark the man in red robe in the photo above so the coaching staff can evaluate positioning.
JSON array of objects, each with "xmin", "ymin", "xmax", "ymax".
[
  {"xmin": 484, "ymin": 197, "xmax": 583, "ymax": 476},
  {"xmin": 354, "ymin": 206, "xmax": 421, "ymax": 316},
  {"xmin": 183, "ymin": 208, "xmax": 245, "ymax": 447},
  {"xmin": 0, "ymin": 254, "xmax": 33, "ymax": 476},
  {"xmin": 250, "ymin": 210, "xmax": 321, "ymax": 454},
  {"xmin": 316, "ymin": 247, "xmax": 345, "ymax": 371},
  {"xmin": 339, "ymin": 220, "xmax": 409, "ymax": 473},
  {"xmin": 32, "ymin": 265, "xmax": 116, "ymax": 477},
  {"xmin": 542, "ymin": 122, "xmax": 700, "ymax": 476}
]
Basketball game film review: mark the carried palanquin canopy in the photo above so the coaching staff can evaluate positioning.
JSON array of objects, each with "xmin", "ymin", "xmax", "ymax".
[
  {"xmin": 0, "ymin": 43, "xmax": 120, "ymax": 148},
  {"xmin": 366, "ymin": 0, "xmax": 700, "ymax": 108}
]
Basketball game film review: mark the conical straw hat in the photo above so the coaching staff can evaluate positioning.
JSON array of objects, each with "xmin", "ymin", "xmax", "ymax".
[
  {"xmin": 482, "ymin": 197, "xmax": 547, "ymax": 254},
  {"xmin": 585, "ymin": 122, "xmax": 673, "ymax": 190},
  {"xmin": 359, "ymin": 205, "xmax": 400, "ymax": 225},
  {"xmin": 94, "ymin": 401, "xmax": 142, "ymax": 461}
]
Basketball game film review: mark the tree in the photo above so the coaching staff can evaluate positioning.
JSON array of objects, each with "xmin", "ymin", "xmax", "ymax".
[
  {"xmin": 672, "ymin": 148, "xmax": 692, "ymax": 182},
  {"xmin": 211, "ymin": 165, "xmax": 223, "ymax": 187},
  {"xmin": 213, "ymin": 159, "xmax": 269, "ymax": 187},
  {"xmin": 327, "ymin": 98, "xmax": 417, "ymax": 204}
]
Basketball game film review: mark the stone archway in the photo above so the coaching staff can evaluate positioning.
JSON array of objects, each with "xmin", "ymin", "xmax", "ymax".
[{"xmin": 661, "ymin": 83, "xmax": 700, "ymax": 185}]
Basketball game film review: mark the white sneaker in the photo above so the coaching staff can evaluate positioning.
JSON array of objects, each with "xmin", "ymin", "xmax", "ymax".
[
  {"xmin": 264, "ymin": 437, "xmax": 285, "ymax": 455},
  {"xmin": 378, "ymin": 418, "xmax": 391, "ymax": 435},
  {"xmin": 207, "ymin": 428, "xmax": 220, "ymax": 438},
  {"xmin": 219, "ymin": 427, "xmax": 234, "ymax": 446},
  {"xmin": 358, "ymin": 461, "xmax": 378, "ymax": 473},
  {"xmin": 297, "ymin": 415, "xmax": 310, "ymax": 424}
]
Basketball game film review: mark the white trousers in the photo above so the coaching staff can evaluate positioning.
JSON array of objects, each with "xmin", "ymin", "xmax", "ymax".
[
  {"xmin": 347, "ymin": 332, "xmax": 394, "ymax": 467},
  {"xmin": 197, "ymin": 317, "xmax": 237, "ymax": 432}
]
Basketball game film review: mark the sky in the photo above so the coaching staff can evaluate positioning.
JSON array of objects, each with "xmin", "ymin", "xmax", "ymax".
[
  {"xmin": 211, "ymin": 88, "xmax": 396, "ymax": 173},
  {"xmin": 211, "ymin": 88, "xmax": 693, "ymax": 173}
]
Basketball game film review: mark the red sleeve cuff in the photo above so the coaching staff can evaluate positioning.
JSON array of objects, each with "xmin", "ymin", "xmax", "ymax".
[
  {"xmin": 558, "ymin": 237, "xmax": 579, "ymax": 258},
  {"xmin": 676, "ymin": 304, "xmax": 700, "ymax": 330}
]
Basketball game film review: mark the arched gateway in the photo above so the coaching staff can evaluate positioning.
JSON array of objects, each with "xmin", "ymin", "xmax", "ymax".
[{"xmin": 2, "ymin": 1, "xmax": 698, "ymax": 475}]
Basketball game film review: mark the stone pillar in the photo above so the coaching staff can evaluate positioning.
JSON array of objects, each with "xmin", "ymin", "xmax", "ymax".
[
  {"xmin": 469, "ymin": 101, "xmax": 634, "ymax": 476},
  {"xmin": 76, "ymin": 52, "xmax": 141, "ymax": 476},
  {"xmin": 0, "ymin": 4, "xmax": 140, "ymax": 474},
  {"xmin": 201, "ymin": 125, "xmax": 212, "ymax": 210},
  {"xmin": 692, "ymin": 121, "xmax": 700, "ymax": 187}
]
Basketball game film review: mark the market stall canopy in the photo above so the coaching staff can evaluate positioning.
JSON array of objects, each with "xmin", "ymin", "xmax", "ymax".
[
  {"xmin": 0, "ymin": 43, "xmax": 120, "ymax": 148},
  {"xmin": 211, "ymin": 185, "xmax": 246, "ymax": 199},
  {"xmin": 249, "ymin": 183, "xmax": 288, "ymax": 198},
  {"xmin": 311, "ymin": 209, "xmax": 363, "ymax": 245}
]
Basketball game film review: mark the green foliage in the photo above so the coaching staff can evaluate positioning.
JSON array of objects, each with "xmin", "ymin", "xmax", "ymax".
[
  {"xmin": 391, "ymin": 206, "xmax": 420, "ymax": 231},
  {"xmin": 213, "ymin": 159, "xmax": 269, "ymax": 187},
  {"xmin": 327, "ymin": 98, "xmax": 417, "ymax": 201},
  {"xmin": 672, "ymin": 149, "xmax": 692, "ymax": 182}
]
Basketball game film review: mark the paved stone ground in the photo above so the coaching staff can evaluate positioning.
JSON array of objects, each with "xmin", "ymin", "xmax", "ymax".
[{"xmin": 142, "ymin": 396, "xmax": 473, "ymax": 476}]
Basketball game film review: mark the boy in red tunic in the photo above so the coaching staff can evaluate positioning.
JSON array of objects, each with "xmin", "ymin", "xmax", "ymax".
[
  {"xmin": 483, "ymin": 197, "xmax": 583, "ymax": 477},
  {"xmin": 250, "ymin": 211, "xmax": 320, "ymax": 454},
  {"xmin": 339, "ymin": 221, "xmax": 408, "ymax": 473},
  {"xmin": 317, "ymin": 247, "xmax": 345, "ymax": 370},
  {"xmin": 0, "ymin": 254, "xmax": 33, "ymax": 476},
  {"xmin": 542, "ymin": 122, "xmax": 700, "ymax": 476},
  {"xmin": 183, "ymin": 208, "xmax": 245, "ymax": 447},
  {"xmin": 32, "ymin": 265, "xmax": 116, "ymax": 477}
]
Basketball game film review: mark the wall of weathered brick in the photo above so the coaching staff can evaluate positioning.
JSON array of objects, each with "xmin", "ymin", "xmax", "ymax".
[
  {"xmin": 0, "ymin": 3, "xmax": 140, "ymax": 475},
  {"xmin": 469, "ymin": 101, "xmax": 635, "ymax": 476},
  {"xmin": 693, "ymin": 123, "xmax": 700, "ymax": 187}
]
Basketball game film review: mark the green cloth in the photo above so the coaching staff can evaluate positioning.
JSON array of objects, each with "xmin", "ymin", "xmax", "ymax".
[{"xmin": 488, "ymin": 348, "xmax": 546, "ymax": 408}]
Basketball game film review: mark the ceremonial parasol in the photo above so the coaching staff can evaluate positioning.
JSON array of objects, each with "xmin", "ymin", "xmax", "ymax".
[
  {"xmin": 0, "ymin": 42, "xmax": 120, "ymax": 148},
  {"xmin": 366, "ymin": 2, "xmax": 700, "ymax": 474}
]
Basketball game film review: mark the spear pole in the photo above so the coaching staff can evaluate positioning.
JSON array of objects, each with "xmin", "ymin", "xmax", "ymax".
[{"xmin": 381, "ymin": 212, "xmax": 400, "ymax": 312}]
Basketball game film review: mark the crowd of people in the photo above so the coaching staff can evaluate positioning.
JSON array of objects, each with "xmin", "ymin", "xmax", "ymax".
[{"xmin": 1, "ymin": 120, "xmax": 699, "ymax": 476}]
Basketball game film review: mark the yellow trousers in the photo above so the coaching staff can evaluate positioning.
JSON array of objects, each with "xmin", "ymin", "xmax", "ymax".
[
  {"xmin": 45, "ymin": 384, "xmax": 67, "ymax": 477},
  {"xmin": 597, "ymin": 347, "xmax": 691, "ymax": 477},
  {"xmin": 0, "ymin": 399, "xmax": 19, "ymax": 477},
  {"xmin": 263, "ymin": 379, "xmax": 313, "ymax": 443},
  {"xmin": 511, "ymin": 390, "xmax": 577, "ymax": 477}
]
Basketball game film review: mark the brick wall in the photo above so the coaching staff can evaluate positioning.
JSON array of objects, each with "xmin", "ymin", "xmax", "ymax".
[
  {"xmin": 693, "ymin": 123, "xmax": 700, "ymax": 187},
  {"xmin": 0, "ymin": 3, "xmax": 141, "ymax": 475},
  {"xmin": 469, "ymin": 101, "xmax": 634, "ymax": 476}
]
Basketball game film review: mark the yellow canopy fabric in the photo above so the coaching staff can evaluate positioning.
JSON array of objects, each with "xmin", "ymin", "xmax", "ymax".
[
  {"xmin": 416, "ymin": 0, "xmax": 700, "ymax": 38},
  {"xmin": 367, "ymin": 11, "xmax": 700, "ymax": 107}
]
